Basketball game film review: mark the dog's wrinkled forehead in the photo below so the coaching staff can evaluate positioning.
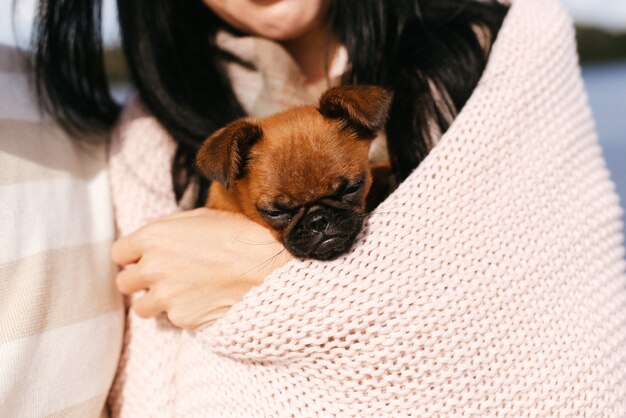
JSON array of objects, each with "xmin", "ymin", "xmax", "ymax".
[{"xmin": 249, "ymin": 110, "xmax": 370, "ymax": 208}]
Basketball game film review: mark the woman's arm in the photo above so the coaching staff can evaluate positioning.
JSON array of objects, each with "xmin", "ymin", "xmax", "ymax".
[
  {"xmin": 113, "ymin": 208, "xmax": 291, "ymax": 329},
  {"xmin": 108, "ymin": 99, "xmax": 290, "ymax": 329}
]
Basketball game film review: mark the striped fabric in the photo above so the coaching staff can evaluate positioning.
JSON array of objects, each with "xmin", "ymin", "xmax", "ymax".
[{"xmin": 0, "ymin": 45, "xmax": 124, "ymax": 418}]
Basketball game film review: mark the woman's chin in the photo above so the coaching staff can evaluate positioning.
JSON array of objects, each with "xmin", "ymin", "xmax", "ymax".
[{"xmin": 204, "ymin": 0, "xmax": 329, "ymax": 41}]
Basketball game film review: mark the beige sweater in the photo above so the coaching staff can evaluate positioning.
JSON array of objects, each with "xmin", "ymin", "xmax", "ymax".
[
  {"xmin": 108, "ymin": 0, "xmax": 626, "ymax": 416},
  {"xmin": 0, "ymin": 45, "xmax": 123, "ymax": 417}
]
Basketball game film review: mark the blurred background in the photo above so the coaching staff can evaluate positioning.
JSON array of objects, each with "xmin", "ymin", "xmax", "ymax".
[
  {"xmin": 1, "ymin": 0, "xmax": 625, "ymax": 234},
  {"xmin": 569, "ymin": 0, "xmax": 626, "ymax": 239}
]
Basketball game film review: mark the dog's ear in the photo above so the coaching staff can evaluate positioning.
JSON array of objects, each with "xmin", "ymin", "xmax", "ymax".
[
  {"xmin": 318, "ymin": 86, "xmax": 393, "ymax": 138},
  {"xmin": 195, "ymin": 119, "xmax": 263, "ymax": 189}
]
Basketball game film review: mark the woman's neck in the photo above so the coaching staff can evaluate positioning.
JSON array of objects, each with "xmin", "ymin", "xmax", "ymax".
[{"xmin": 279, "ymin": 21, "xmax": 337, "ymax": 86}]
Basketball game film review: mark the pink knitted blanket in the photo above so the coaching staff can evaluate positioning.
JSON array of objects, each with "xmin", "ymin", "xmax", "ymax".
[{"xmin": 108, "ymin": 0, "xmax": 626, "ymax": 415}]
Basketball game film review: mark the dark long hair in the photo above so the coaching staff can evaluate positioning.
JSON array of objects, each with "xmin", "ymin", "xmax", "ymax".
[{"xmin": 32, "ymin": 0, "xmax": 508, "ymax": 205}]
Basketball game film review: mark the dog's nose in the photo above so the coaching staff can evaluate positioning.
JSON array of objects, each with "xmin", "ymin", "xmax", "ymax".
[
  {"xmin": 285, "ymin": 206, "xmax": 364, "ymax": 260},
  {"xmin": 306, "ymin": 212, "xmax": 329, "ymax": 232}
]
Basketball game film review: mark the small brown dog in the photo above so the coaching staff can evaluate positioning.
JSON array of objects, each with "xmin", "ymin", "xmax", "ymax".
[{"xmin": 195, "ymin": 86, "xmax": 392, "ymax": 260}]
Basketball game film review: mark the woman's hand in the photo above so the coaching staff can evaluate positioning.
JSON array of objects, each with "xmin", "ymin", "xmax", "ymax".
[{"xmin": 112, "ymin": 208, "xmax": 292, "ymax": 330}]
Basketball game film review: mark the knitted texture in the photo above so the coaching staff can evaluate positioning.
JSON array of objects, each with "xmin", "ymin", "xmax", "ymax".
[{"xmin": 108, "ymin": 0, "xmax": 626, "ymax": 416}]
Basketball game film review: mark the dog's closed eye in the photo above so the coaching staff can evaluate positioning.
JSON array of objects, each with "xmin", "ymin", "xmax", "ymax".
[
  {"xmin": 334, "ymin": 178, "xmax": 365, "ymax": 199},
  {"xmin": 257, "ymin": 206, "xmax": 293, "ymax": 224}
]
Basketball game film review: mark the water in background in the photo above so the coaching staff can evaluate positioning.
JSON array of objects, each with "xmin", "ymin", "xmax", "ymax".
[{"xmin": 582, "ymin": 61, "xmax": 626, "ymax": 237}]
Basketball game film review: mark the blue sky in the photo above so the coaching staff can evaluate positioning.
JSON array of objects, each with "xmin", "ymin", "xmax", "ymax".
[{"xmin": 1, "ymin": 0, "xmax": 626, "ymax": 47}]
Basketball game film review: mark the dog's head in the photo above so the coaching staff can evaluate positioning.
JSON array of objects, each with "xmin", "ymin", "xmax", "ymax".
[{"xmin": 196, "ymin": 86, "xmax": 392, "ymax": 260}]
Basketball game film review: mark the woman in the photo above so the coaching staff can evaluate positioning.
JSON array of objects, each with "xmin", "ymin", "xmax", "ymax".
[
  {"xmin": 36, "ymin": 0, "xmax": 507, "ymax": 327},
  {"xmin": 34, "ymin": 0, "xmax": 626, "ymax": 416}
]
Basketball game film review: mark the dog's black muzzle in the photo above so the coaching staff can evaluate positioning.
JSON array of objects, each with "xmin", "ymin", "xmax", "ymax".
[{"xmin": 286, "ymin": 205, "xmax": 364, "ymax": 260}]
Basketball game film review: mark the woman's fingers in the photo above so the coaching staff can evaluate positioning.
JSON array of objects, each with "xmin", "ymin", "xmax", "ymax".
[
  {"xmin": 132, "ymin": 291, "xmax": 164, "ymax": 318},
  {"xmin": 112, "ymin": 209, "xmax": 211, "ymax": 267},
  {"xmin": 115, "ymin": 264, "xmax": 149, "ymax": 295},
  {"xmin": 111, "ymin": 232, "xmax": 145, "ymax": 265}
]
